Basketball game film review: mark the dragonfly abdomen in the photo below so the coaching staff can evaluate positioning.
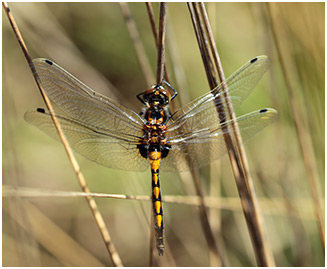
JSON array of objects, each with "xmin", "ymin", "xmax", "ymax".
[
  {"xmin": 137, "ymin": 105, "xmax": 171, "ymax": 256},
  {"xmin": 149, "ymin": 150, "xmax": 164, "ymax": 255}
]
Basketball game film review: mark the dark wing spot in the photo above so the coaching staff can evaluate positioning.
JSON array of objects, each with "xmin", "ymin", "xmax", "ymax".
[
  {"xmin": 250, "ymin": 57, "xmax": 258, "ymax": 64},
  {"xmin": 36, "ymin": 108, "xmax": 46, "ymax": 113},
  {"xmin": 45, "ymin": 59, "xmax": 53, "ymax": 65},
  {"xmin": 260, "ymin": 108, "xmax": 268, "ymax": 113}
]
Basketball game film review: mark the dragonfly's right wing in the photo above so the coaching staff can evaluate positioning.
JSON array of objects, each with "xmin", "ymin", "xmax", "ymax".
[
  {"xmin": 25, "ymin": 109, "xmax": 149, "ymax": 172},
  {"xmin": 161, "ymin": 56, "xmax": 274, "ymax": 172},
  {"xmin": 167, "ymin": 56, "xmax": 270, "ymax": 132},
  {"xmin": 161, "ymin": 108, "xmax": 277, "ymax": 172}
]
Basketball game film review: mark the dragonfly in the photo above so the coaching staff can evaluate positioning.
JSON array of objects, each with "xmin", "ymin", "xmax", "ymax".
[{"xmin": 25, "ymin": 55, "xmax": 277, "ymax": 256}]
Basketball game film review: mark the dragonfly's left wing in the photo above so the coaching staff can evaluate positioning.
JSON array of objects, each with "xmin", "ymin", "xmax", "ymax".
[
  {"xmin": 25, "ymin": 59, "xmax": 151, "ymax": 171},
  {"xmin": 32, "ymin": 58, "xmax": 145, "ymax": 134},
  {"xmin": 160, "ymin": 108, "xmax": 277, "ymax": 172}
]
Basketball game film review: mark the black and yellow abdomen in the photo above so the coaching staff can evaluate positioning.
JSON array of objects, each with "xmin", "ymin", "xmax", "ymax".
[
  {"xmin": 149, "ymin": 149, "xmax": 164, "ymax": 256},
  {"xmin": 137, "ymin": 105, "xmax": 170, "ymax": 256}
]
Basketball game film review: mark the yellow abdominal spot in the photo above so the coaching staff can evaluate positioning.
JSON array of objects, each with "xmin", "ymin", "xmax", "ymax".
[
  {"xmin": 153, "ymin": 186, "xmax": 160, "ymax": 199},
  {"xmin": 155, "ymin": 201, "xmax": 161, "ymax": 214},
  {"xmin": 152, "ymin": 172, "xmax": 159, "ymax": 185},
  {"xmin": 150, "ymin": 159, "xmax": 160, "ymax": 171},
  {"xmin": 156, "ymin": 215, "xmax": 163, "ymax": 227}
]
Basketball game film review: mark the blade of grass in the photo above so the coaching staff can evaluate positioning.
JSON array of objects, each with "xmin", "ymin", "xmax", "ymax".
[{"xmin": 2, "ymin": 2, "xmax": 123, "ymax": 266}]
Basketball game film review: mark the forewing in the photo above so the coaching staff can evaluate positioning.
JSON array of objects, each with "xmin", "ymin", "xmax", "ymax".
[
  {"xmin": 167, "ymin": 56, "xmax": 270, "ymax": 133},
  {"xmin": 33, "ymin": 58, "xmax": 145, "ymax": 133},
  {"xmin": 161, "ymin": 108, "xmax": 277, "ymax": 172},
  {"xmin": 25, "ymin": 109, "xmax": 149, "ymax": 172}
]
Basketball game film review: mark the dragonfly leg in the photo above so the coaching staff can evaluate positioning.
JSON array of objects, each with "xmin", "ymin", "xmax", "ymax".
[{"xmin": 162, "ymin": 80, "xmax": 178, "ymax": 101}]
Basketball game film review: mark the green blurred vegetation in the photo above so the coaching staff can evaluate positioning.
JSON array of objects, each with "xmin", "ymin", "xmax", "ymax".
[{"xmin": 3, "ymin": 2, "xmax": 324, "ymax": 266}]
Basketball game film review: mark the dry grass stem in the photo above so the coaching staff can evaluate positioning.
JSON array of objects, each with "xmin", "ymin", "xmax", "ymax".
[
  {"xmin": 156, "ymin": 3, "xmax": 167, "ymax": 85},
  {"xmin": 199, "ymin": 3, "xmax": 275, "ymax": 266},
  {"xmin": 145, "ymin": 2, "xmax": 171, "ymax": 85},
  {"xmin": 187, "ymin": 3, "xmax": 224, "ymax": 266},
  {"xmin": 189, "ymin": 2, "xmax": 275, "ymax": 266},
  {"xmin": 3, "ymin": 185, "xmax": 322, "ymax": 220}
]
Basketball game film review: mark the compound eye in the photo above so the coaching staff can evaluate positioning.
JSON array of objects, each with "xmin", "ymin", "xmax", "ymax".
[
  {"xmin": 158, "ymin": 88, "xmax": 171, "ymax": 104},
  {"xmin": 143, "ymin": 87, "xmax": 156, "ymax": 102}
]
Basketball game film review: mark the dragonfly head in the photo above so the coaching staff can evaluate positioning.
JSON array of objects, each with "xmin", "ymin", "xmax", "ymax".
[{"xmin": 143, "ymin": 85, "xmax": 171, "ymax": 107}]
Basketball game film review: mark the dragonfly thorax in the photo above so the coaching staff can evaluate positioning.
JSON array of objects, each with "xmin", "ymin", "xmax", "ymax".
[
  {"xmin": 145, "ymin": 107, "xmax": 167, "ymax": 124},
  {"xmin": 137, "ymin": 110, "xmax": 171, "ymax": 160}
]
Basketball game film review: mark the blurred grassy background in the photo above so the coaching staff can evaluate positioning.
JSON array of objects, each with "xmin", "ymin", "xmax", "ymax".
[{"xmin": 3, "ymin": 2, "xmax": 324, "ymax": 266}]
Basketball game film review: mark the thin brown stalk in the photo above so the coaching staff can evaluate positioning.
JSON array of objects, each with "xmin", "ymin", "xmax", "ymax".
[
  {"xmin": 267, "ymin": 2, "xmax": 325, "ymax": 249},
  {"xmin": 2, "ymin": 2, "xmax": 123, "ymax": 266},
  {"xmin": 156, "ymin": 3, "xmax": 167, "ymax": 85},
  {"xmin": 145, "ymin": 2, "xmax": 171, "ymax": 84},
  {"xmin": 119, "ymin": 2, "xmax": 155, "ymax": 85},
  {"xmin": 3, "ymin": 185, "xmax": 150, "ymax": 201},
  {"xmin": 4, "ymin": 185, "xmax": 323, "ymax": 219},
  {"xmin": 189, "ymin": 2, "xmax": 275, "ymax": 266},
  {"xmin": 199, "ymin": 3, "xmax": 275, "ymax": 266},
  {"xmin": 187, "ymin": 3, "xmax": 223, "ymax": 266}
]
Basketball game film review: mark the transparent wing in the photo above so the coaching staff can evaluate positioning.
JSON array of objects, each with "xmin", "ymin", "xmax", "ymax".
[
  {"xmin": 33, "ymin": 58, "xmax": 145, "ymax": 133},
  {"xmin": 25, "ymin": 109, "xmax": 149, "ymax": 172},
  {"xmin": 167, "ymin": 56, "xmax": 270, "ymax": 133},
  {"xmin": 161, "ymin": 108, "xmax": 277, "ymax": 172}
]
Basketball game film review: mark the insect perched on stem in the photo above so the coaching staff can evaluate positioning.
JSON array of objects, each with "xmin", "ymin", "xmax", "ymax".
[{"xmin": 25, "ymin": 55, "xmax": 277, "ymax": 255}]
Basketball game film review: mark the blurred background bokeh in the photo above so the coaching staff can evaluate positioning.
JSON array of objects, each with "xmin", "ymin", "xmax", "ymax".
[{"xmin": 3, "ymin": 2, "xmax": 324, "ymax": 266}]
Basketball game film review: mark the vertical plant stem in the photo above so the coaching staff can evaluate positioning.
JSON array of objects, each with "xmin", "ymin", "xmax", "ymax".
[
  {"xmin": 186, "ymin": 3, "xmax": 223, "ymax": 267},
  {"xmin": 145, "ymin": 2, "xmax": 171, "ymax": 84},
  {"xmin": 156, "ymin": 3, "xmax": 167, "ymax": 85},
  {"xmin": 198, "ymin": 4, "xmax": 276, "ymax": 267},
  {"xmin": 2, "ymin": 2, "xmax": 123, "ymax": 266},
  {"xmin": 189, "ymin": 2, "xmax": 275, "ymax": 266}
]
